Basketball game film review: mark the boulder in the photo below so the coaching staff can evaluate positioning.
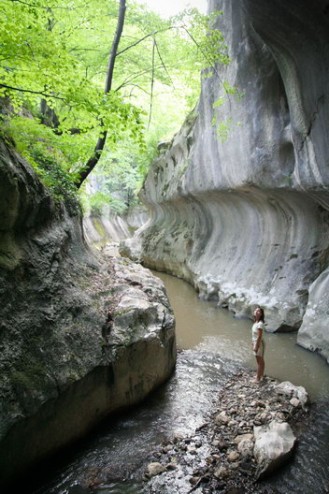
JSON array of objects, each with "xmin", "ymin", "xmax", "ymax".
[
  {"xmin": 275, "ymin": 381, "xmax": 309, "ymax": 409},
  {"xmin": 253, "ymin": 420, "xmax": 296, "ymax": 479}
]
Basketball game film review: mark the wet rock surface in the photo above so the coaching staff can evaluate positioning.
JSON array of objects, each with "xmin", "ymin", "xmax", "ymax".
[
  {"xmin": 143, "ymin": 369, "xmax": 309, "ymax": 494},
  {"xmin": 0, "ymin": 139, "xmax": 176, "ymax": 486}
]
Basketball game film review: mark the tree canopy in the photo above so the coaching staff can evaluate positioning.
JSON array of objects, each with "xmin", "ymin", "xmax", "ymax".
[{"xmin": 0, "ymin": 0, "xmax": 230, "ymax": 212}]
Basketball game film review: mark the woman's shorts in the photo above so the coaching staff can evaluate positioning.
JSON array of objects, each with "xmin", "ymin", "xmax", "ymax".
[{"xmin": 253, "ymin": 340, "xmax": 265, "ymax": 357}]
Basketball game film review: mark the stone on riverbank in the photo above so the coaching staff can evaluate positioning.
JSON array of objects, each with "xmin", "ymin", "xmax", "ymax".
[
  {"xmin": 254, "ymin": 421, "xmax": 296, "ymax": 480},
  {"xmin": 275, "ymin": 381, "xmax": 309, "ymax": 409}
]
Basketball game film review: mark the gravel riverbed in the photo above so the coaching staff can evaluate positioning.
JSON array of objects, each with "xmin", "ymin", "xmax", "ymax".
[{"xmin": 143, "ymin": 368, "xmax": 309, "ymax": 494}]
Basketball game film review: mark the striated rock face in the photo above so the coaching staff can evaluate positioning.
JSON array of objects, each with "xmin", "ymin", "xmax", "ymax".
[
  {"xmin": 0, "ymin": 140, "xmax": 176, "ymax": 485},
  {"xmin": 83, "ymin": 214, "xmax": 131, "ymax": 245},
  {"xmin": 125, "ymin": 0, "xmax": 329, "ymax": 358},
  {"xmin": 297, "ymin": 269, "xmax": 329, "ymax": 362},
  {"xmin": 83, "ymin": 205, "xmax": 147, "ymax": 247}
]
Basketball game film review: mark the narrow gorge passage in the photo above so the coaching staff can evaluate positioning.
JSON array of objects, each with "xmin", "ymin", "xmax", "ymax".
[{"xmin": 26, "ymin": 272, "xmax": 329, "ymax": 494}]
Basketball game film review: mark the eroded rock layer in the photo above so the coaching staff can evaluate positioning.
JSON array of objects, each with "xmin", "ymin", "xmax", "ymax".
[
  {"xmin": 128, "ymin": 0, "xmax": 329, "ymax": 358},
  {"xmin": 0, "ymin": 140, "xmax": 176, "ymax": 485}
]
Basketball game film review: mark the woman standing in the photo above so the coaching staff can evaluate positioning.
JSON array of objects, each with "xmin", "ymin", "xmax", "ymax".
[{"xmin": 252, "ymin": 306, "xmax": 265, "ymax": 382}]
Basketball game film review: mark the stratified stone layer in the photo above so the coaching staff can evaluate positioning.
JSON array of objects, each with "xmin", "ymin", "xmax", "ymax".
[
  {"xmin": 0, "ymin": 140, "xmax": 176, "ymax": 485},
  {"xmin": 129, "ymin": 0, "xmax": 329, "ymax": 359}
]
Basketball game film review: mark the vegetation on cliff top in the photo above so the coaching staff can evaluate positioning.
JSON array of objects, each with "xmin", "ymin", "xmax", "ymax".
[{"xmin": 0, "ymin": 0, "xmax": 229, "ymax": 212}]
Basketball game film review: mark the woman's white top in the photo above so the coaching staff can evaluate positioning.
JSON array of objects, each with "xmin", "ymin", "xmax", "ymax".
[{"xmin": 251, "ymin": 321, "xmax": 265, "ymax": 343}]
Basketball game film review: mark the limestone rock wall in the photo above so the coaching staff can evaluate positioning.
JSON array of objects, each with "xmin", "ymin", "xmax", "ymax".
[
  {"xmin": 83, "ymin": 205, "xmax": 148, "ymax": 247},
  {"xmin": 0, "ymin": 139, "xmax": 176, "ymax": 485},
  {"xmin": 129, "ymin": 0, "xmax": 329, "ymax": 359}
]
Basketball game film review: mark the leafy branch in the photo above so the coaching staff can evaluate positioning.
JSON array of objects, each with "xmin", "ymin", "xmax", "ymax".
[
  {"xmin": 0, "ymin": 83, "xmax": 65, "ymax": 101},
  {"xmin": 1, "ymin": 0, "xmax": 232, "ymax": 201}
]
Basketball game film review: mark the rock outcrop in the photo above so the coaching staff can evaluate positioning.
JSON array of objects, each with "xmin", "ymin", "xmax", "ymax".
[
  {"xmin": 123, "ymin": 0, "xmax": 329, "ymax": 359},
  {"xmin": 0, "ymin": 139, "xmax": 176, "ymax": 486}
]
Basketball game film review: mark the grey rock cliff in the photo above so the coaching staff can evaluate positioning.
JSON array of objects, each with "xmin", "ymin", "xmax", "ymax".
[
  {"xmin": 123, "ymin": 0, "xmax": 329, "ymax": 359},
  {"xmin": 0, "ymin": 139, "xmax": 176, "ymax": 485}
]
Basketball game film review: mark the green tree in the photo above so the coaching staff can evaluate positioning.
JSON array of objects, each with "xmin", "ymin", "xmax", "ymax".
[
  {"xmin": 75, "ymin": 0, "xmax": 128, "ymax": 188},
  {"xmin": 0, "ymin": 0, "xmax": 229, "ymax": 200}
]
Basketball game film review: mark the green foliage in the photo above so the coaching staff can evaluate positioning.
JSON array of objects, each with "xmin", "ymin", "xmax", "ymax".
[
  {"xmin": 4, "ymin": 115, "xmax": 82, "ymax": 209},
  {"xmin": 82, "ymin": 133, "xmax": 146, "ymax": 215},
  {"xmin": 29, "ymin": 148, "xmax": 77, "ymax": 202},
  {"xmin": 214, "ymin": 117, "xmax": 232, "ymax": 142},
  {"xmin": 1, "ymin": 0, "xmax": 145, "ymax": 182},
  {"xmin": 211, "ymin": 81, "xmax": 244, "ymax": 141},
  {"xmin": 5, "ymin": 115, "xmax": 92, "ymax": 172},
  {"xmin": 88, "ymin": 191, "xmax": 112, "ymax": 216},
  {"xmin": 0, "ymin": 0, "xmax": 230, "ymax": 209},
  {"xmin": 172, "ymin": 9, "xmax": 229, "ymax": 73}
]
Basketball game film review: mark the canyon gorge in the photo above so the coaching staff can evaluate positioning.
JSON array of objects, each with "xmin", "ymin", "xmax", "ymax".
[
  {"xmin": 0, "ymin": 140, "xmax": 176, "ymax": 485},
  {"xmin": 123, "ymin": 0, "xmax": 329, "ymax": 362},
  {"xmin": 1, "ymin": 0, "xmax": 329, "ymax": 489}
]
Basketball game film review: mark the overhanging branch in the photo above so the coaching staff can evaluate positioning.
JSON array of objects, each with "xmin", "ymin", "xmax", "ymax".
[{"xmin": 0, "ymin": 83, "xmax": 65, "ymax": 101}]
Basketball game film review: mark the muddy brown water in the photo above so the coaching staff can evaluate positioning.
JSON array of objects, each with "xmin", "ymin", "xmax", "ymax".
[
  {"xmin": 25, "ymin": 271, "xmax": 329, "ymax": 494},
  {"xmin": 158, "ymin": 271, "xmax": 329, "ymax": 401}
]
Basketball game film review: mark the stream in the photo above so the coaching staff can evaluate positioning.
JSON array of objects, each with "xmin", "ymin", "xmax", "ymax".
[{"xmin": 27, "ymin": 271, "xmax": 329, "ymax": 494}]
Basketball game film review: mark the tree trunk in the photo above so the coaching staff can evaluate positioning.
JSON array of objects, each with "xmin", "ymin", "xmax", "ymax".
[{"xmin": 75, "ymin": 0, "xmax": 127, "ymax": 188}]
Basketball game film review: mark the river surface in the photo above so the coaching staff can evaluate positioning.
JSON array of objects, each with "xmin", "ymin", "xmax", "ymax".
[{"xmin": 28, "ymin": 271, "xmax": 329, "ymax": 494}]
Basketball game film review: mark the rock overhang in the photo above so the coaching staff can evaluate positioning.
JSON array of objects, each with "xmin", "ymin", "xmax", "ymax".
[{"xmin": 124, "ymin": 0, "xmax": 329, "ymax": 360}]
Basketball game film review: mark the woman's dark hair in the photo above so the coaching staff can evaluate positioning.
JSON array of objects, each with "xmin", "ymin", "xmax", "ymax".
[{"xmin": 253, "ymin": 305, "xmax": 265, "ymax": 322}]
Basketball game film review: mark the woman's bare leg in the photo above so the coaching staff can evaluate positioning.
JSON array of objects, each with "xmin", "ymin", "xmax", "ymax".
[{"xmin": 256, "ymin": 356, "xmax": 265, "ymax": 381}]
